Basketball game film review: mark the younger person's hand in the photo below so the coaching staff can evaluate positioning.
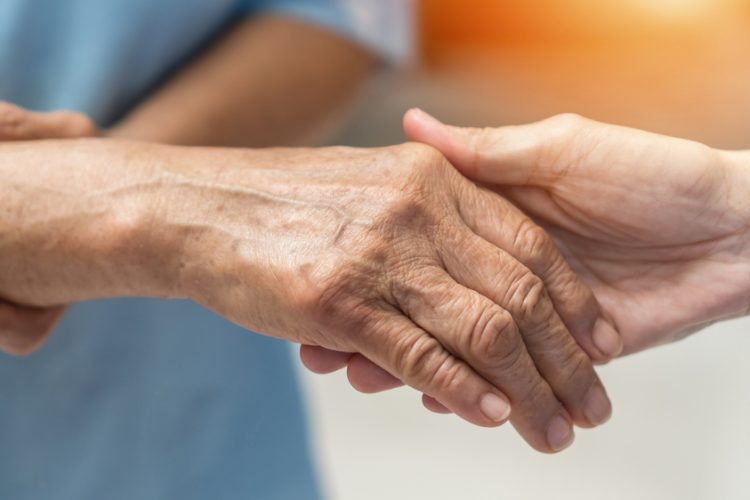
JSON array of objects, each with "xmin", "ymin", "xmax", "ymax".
[{"xmin": 404, "ymin": 110, "xmax": 750, "ymax": 354}]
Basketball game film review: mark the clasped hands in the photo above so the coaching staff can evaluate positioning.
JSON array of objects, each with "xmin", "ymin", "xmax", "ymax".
[{"xmin": 3, "ymin": 104, "xmax": 749, "ymax": 454}]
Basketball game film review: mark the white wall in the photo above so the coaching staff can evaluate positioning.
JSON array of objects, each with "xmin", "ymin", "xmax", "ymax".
[{"xmin": 302, "ymin": 318, "xmax": 750, "ymax": 500}]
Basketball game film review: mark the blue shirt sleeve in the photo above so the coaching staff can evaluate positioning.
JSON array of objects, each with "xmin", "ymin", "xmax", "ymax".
[{"xmin": 237, "ymin": 0, "xmax": 414, "ymax": 63}]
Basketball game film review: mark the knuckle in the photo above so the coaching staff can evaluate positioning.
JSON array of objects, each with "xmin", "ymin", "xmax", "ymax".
[
  {"xmin": 398, "ymin": 143, "xmax": 450, "ymax": 182},
  {"xmin": 562, "ymin": 275, "xmax": 598, "ymax": 317},
  {"xmin": 376, "ymin": 145, "xmax": 456, "ymax": 232},
  {"xmin": 379, "ymin": 187, "xmax": 446, "ymax": 241},
  {"xmin": 520, "ymin": 374, "xmax": 557, "ymax": 411},
  {"xmin": 550, "ymin": 346, "xmax": 596, "ymax": 395},
  {"xmin": 384, "ymin": 186, "xmax": 430, "ymax": 222},
  {"xmin": 513, "ymin": 220, "xmax": 555, "ymax": 271},
  {"xmin": 467, "ymin": 308, "xmax": 522, "ymax": 368},
  {"xmin": 402, "ymin": 142, "xmax": 444, "ymax": 165},
  {"xmin": 395, "ymin": 333, "xmax": 438, "ymax": 379},
  {"xmin": 390, "ymin": 264, "xmax": 443, "ymax": 314},
  {"xmin": 511, "ymin": 272, "xmax": 552, "ymax": 325},
  {"xmin": 291, "ymin": 259, "xmax": 384, "ymax": 340},
  {"xmin": 481, "ymin": 324, "xmax": 527, "ymax": 376},
  {"xmin": 395, "ymin": 333, "xmax": 455, "ymax": 388},
  {"xmin": 426, "ymin": 357, "xmax": 467, "ymax": 395}
]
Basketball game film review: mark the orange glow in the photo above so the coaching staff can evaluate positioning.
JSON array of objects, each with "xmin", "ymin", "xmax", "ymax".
[
  {"xmin": 414, "ymin": 0, "xmax": 750, "ymax": 150},
  {"xmin": 630, "ymin": 0, "xmax": 720, "ymax": 20},
  {"xmin": 420, "ymin": 0, "xmax": 746, "ymax": 56}
]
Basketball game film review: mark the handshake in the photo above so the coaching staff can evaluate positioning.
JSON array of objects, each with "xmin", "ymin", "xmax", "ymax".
[{"xmin": 2, "ymin": 104, "xmax": 749, "ymax": 453}]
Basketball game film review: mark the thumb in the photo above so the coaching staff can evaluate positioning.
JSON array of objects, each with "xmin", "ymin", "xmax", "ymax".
[
  {"xmin": 403, "ymin": 108, "xmax": 484, "ymax": 178},
  {"xmin": 404, "ymin": 109, "xmax": 585, "ymax": 187}
]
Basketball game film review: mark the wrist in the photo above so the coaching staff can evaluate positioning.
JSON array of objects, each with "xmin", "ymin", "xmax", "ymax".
[
  {"xmin": 144, "ymin": 145, "xmax": 269, "ymax": 307},
  {"xmin": 148, "ymin": 145, "xmax": 317, "ymax": 335}
]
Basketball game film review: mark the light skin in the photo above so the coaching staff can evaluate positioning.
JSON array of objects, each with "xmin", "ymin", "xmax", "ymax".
[
  {"xmin": 0, "ymin": 19, "xmax": 616, "ymax": 453},
  {"xmin": 404, "ymin": 110, "xmax": 750, "ymax": 354},
  {"xmin": 0, "ymin": 134, "xmax": 611, "ymax": 453},
  {"xmin": 0, "ymin": 15, "xmax": 376, "ymax": 355},
  {"xmin": 307, "ymin": 109, "xmax": 750, "ymax": 415}
]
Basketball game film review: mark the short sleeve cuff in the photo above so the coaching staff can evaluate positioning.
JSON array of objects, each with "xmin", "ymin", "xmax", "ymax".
[{"xmin": 239, "ymin": 0, "xmax": 415, "ymax": 64}]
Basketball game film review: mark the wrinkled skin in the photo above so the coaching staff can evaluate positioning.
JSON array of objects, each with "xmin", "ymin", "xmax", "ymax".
[
  {"xmin": 404, "ymin": 110, "xmax": 750, "ymax": 354},
  {"xmin": 0, "ymin": 104, "xmax": 618, "ymax": 452},
  {"xmin": 169, "ymin": 143, "xmax": 612, "ymax": 452},
  {"xmin": 306, "ymin": 111, "xmax": 750, "ymax": 418}
]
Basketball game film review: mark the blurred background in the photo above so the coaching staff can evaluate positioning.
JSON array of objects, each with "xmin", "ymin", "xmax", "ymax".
[{"xmin": 302, "ymin": 1, "xmax": 750, "ymax": 499}]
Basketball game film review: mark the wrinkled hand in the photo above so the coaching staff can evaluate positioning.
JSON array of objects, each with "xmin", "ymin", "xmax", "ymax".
[
  {"xmin": 404, "ymin": 110, "xmax": 750, "ymax": 355},
  {"xmin": 0, "ymin": 102, "xmax": 97, "ymax": 355},
  {"xmin": 0, "ymin": 107, "xmax": 615, "ymax": 451},
  {"xmin": 165, "ymin": 143, "xmax": 615, "ymax": 452}
]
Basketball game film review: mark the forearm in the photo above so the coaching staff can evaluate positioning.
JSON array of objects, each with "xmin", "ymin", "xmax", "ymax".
[
  {"xmin": 0, "ymin": 16, "xmax": 377, "ymax": 304},
  {"xmin": 0, "ymin": 137, "xmax": 310, "ymax": 317},
  {"xmin": 0, "ymin": 139, "xmax": 184, "ymax": 306},
  {"xmin": 109, "ymin": 16, "xmax": 376, "ymax": 147}
]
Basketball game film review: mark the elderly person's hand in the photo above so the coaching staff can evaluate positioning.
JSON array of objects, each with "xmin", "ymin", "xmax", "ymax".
[
  {"xmin": 0, "ymin": 134, "xmax": 616, "ymax": 452},
  {"xmin": 0, "ymin": 102, "xmax": 97, "ymax": 355},
  {"xmin": 404, "ymin": 110, "xmax": 750, "ymax": 354}
]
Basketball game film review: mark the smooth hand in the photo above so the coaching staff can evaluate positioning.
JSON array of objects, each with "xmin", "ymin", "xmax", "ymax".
[{"xmin": 404, "ymin": 110, "xmax": 750, "ymax": 354}]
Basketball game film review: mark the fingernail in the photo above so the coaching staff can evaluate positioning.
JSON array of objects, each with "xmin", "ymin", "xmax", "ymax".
[
  {"xmin": 480, "ymin": 393, "xmax": 511, "ymax": 422},
  {"xmin": 583, "ymin": 383, "xmax": 612, "ymax": 426},
  {"xmin": 592, "ymin": 317, "xmax": 623, "ymax": 357},
  {"xmin": 547, "ymin": 415, "xmax": 575, "ymax": 452}
]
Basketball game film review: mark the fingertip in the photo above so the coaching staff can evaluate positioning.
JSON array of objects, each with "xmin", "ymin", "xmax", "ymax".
[
  {"xmin": 582, "ymin": 383, "xmax": 613, "ymax": 427},
  {"xmin": 479, "ymin": 392, "xmax": 512, "ymax": 423},
  {"xmin": 592, "ymin": 317, "xmax": 624, "ymax": 358},
  {"xmin": 299, "ymin": 344, "xmax": 351, "ymax": 374},
  {"xmin": 422, "ymin": 394, "xmax": 453, "ymax": 414},
  {"xmin": 403, "ymin": 108, "xmax": 447, "ymax": 144},
  {"xmin": 346, "ymin": 354, "xmax": 403, "ymax": 394},
  {"xmin": 404, "ymin": 107, "xmax": 442, "ymax": 127},
  {"xmin": 546, "ymin": 414, "xmax": 576, "ymax": 453}
]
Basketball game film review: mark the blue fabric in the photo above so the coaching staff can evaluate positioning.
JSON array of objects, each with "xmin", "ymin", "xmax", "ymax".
[
  {"xmin": 0, "ymin": 300, "xmax": 320, "ymax": 500},
  {"xmin": 0, "ymin": 0, "xmax": 403, "ymax": 126},
  {"xmin": 0, "ymin": 0, "xmax": 401, "ymax": 498}
]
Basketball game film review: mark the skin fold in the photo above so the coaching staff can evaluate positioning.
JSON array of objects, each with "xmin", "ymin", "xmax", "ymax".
[{"xmin": 308, "ymin": 110, "xmax": 750, "ymax": 418}]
